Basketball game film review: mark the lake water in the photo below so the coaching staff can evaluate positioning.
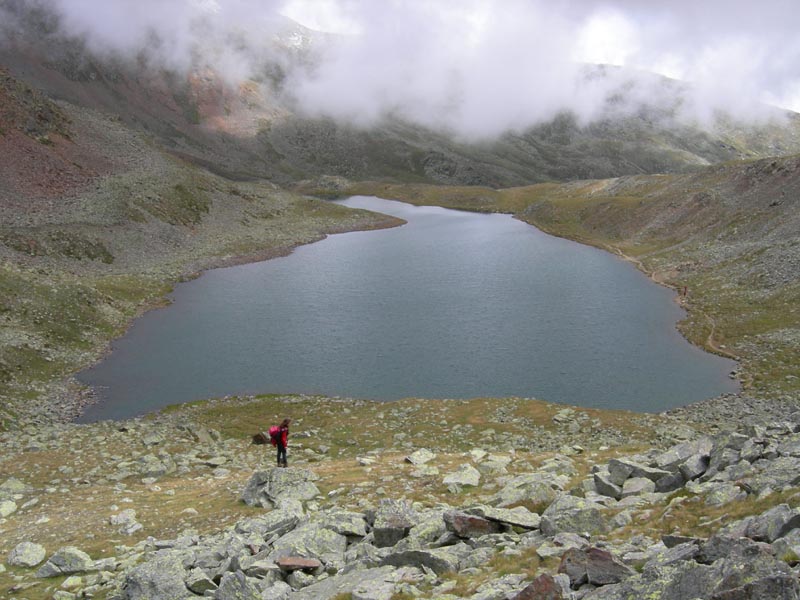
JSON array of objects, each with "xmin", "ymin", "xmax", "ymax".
[{"xmin": 77, "ymin": 196, "xmax": 738, "ymax": 421}]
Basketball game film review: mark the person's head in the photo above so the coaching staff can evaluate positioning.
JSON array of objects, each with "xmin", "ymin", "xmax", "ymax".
[{"xmin": 280, "ymin": 418, "xmax": 291, "ymax": 428}]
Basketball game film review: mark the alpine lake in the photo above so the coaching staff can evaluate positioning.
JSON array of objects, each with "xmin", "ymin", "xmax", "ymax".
[{"xmin": 77, "ymin": 196, "xmax": 738, "ymax": 422}]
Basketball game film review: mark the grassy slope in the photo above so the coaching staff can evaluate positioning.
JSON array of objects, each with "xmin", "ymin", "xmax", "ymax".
[{"xmin": 298, "ymin": 155, "xmax": 800, "ymax": 401}]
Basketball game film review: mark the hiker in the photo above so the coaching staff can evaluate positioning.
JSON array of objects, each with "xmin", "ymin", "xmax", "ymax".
[{"xmin": 271, "ymin": 418, "xmax": 291, "ymax": 467}]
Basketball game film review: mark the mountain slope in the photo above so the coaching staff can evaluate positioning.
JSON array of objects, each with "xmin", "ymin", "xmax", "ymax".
[{"xmin": 2, "ymin": 6, "xmax": 800, "ymax": 189}]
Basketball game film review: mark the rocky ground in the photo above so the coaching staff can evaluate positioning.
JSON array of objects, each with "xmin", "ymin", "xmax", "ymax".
[{"xmin": 1, "ymin": 392, "xmax": 800, "ymax": 599}]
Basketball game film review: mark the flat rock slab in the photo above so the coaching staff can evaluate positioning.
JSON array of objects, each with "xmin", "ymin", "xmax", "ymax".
[
  {"xmin": 405, "ymin": 448, "xmax": 436, "ymax": 465},
  {"xmin": 465, "ymin": 504, "xmax": 542, "ymax": 530},
  {"xmin": 276, "ymin": 556, "xmax": 322, "ymax": 572}
]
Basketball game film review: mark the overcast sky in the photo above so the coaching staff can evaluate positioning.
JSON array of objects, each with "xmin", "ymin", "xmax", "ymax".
[{"xmin": 7, "ymin": 0, "xmax": 800, "ymax": 137}]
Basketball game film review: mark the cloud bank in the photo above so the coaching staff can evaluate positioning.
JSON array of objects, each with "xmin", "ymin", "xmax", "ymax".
[{"xmin": 2, "ymin": 0, "xmax": 799, "ymax": 138}]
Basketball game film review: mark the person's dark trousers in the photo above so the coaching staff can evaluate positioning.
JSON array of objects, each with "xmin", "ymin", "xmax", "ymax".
[{"xmin": 277, "ymin": 443, "xmax": 287, "ymax": 467}]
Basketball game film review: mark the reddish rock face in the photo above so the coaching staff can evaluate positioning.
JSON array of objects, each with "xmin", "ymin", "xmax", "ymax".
[
  {"xmin": 275, "ymin": 556, "xmax": 322, "ymax": 572},
  {"xmin": 511, "ymin": 573, "xmax": 567, "ymax": 600},
  {"xmin": 443, "ymin": 510, "xmax": 503, "ymax": 538}
]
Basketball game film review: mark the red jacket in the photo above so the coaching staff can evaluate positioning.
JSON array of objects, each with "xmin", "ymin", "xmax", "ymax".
[{"xmin": 278, "ymin": 426, "xmax": 289, "ymax": 447}]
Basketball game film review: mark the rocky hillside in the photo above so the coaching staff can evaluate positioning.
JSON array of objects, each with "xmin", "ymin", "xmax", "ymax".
[{"xmin": 2, "ymin": 393, "xmax": 800, "ymax": 599}]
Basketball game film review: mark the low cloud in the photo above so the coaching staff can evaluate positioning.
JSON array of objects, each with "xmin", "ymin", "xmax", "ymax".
[{"xmin": 2, "ymin": 0, "xmax": 799, "ymax": 138}]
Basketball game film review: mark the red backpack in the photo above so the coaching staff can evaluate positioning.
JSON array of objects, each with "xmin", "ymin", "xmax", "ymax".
[{"xmin": 268, "ymin": 425, "xmax": 280, "ymax": 446}]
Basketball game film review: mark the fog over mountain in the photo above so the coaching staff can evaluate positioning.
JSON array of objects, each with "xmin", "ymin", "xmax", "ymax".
[{"xmin": 2, "ymin": 0, "xmax": 799, "ymax": 138}]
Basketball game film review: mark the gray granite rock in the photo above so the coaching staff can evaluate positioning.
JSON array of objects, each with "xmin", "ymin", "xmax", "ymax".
[
  {"xmin": 442, "ymin": 464, "xmax": 481, "ymax": 487},
  {"xmin": 0, "ymin": 500, "xmax": 17, "ymax": 517},
  {"xmin": 559, "ymin": 546, "xmax": 635, "ymax": 589},
  {"xmin": 643, "ymin": 541, "xmax": 699, "ymax": 569},
  {"xmin": 679, "ymin": 453, "xmax": 710, "ymax": 481},
  {"xmin": 215, "ymin": 571, "xmax": 261, "ymax": 599},
  {"xmin": 7, "ymin": 541, "xmax": 46, "ymax": 568},
  {"xmin": 654, "ymin": 437, "xmax": 713, "ymax": 473},
  {"xmin": 489, "ymin": 472, "xmax": 564, "ymax": 508},
  {"xmin": 316, "ymin": 510, "xmax": 368, "ymax": 538},
  {"xmin": 593, "ymin": 471, "xmax": 622, "ymax": 500},
  {"xmin": 267, "ymin": 523, "xmax": 347, "ymax": 565},
  {"xmin": 292, "ymin": 566, "xmax": 422, "ymax": 600},
  {"xmin": 184, "ymin": 567, "xmax": 216, "ymax": 595},
  {"xmin": 381, "ymin": 546, "xmax": 463, "ymax": 575},
  {"xmin": 121, "ymin": 554, "xmax": 194, "ymax": 600},
  {"xmin": 464, "ymin": 504, "xmax": 542, "ymax": 530},
  {"xmin": 540, "ymin": 495, "xmax": 608, "ymax": 537},
  {"xmin": 621, "ymin": 477, "xmax": 655, "ymax": 498},
  {"xmin": 240, "ymin": 468, "xmax": 320, "ymax": 508},
  {"xmin": 405, "ymin": 449, "xmax": 435, "ymax": 465},
  {"xmin": 372, "ymin": 499, "xmax": 416, "ymax": 548},
  {"xmin": 35, "ymin": 546, "xmax": 94, "ymax": 578}
]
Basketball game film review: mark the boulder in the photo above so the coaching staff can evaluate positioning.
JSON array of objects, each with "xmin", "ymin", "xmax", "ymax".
[
  {"xmin": 679, "ymin": 454, "xmax": 710, "ymax": 481},
  {"xmin": 185, "ymin": 568, "xmax": 216, "ymax": 595},
  {"xmin": 558, "ymin": 547, "xmax": 635, "ymax": 589},
  {"xmin": 240, "ymin": 468, "xmax": 320, "ymax": 508},
  {"xmin": 267, "ymin": 523, "xmax": 347, "ymax": 565},
  {"xmin": 738, "ymin": 456, "xmax": 800, "ymax": 494},
  {"xmin": 477, "ymin": 455, "xmax": 514, "ymax": 474},
  {"xmin": 0, "ymin": 477, "xmax": 31, "ymax": 495},
  {"xmin": 643, "ymin": 541, "xmax": 699, "ymax": 569},
  {"xmin": 121, "ymin": 554, "xmax": 194, "ymax": 600},
  {"xmin": 0, "ymin": 500, "xmax": 17, "ymax": 517},
  {"xmin": 511, "ymin": 573, "xmax": 571, "ymax": 599},
  {"xmin": 110, "ymin": 509, "xmax": 142, "ymax": 535},
  {"xmin": 489, "ymin": 472, "xmax": 563, "ymax": 508},
  {"xmin": 699, "ymin": 535, "xmax": 772, "ymax": 564},
  {"xmin": 703, "ymin": 483, "xmax": 747, "ymax": 506},
  {"xmin": 443, "ymin": 510, "xmax": 503, "ymax": 538},
  {"xmin": 654, "ymin": 471, "xmax": 685, "ymax": 493},
  {"xmin": 593, "ymin": 472, "xmax": 622, "ymax": 500},
  {"xmin": 405, "ymin": 448, "xmax": 436, "ymax": 465},
  {"xmin": 215, "ymin": 571, "xmax": 261, "ymax": 600},
  {"xmin": 773, "ymin": 529, "xmax": 800, "ymax": 562},
  {"xmin": 292, "ymin": 566, "xmax": 422, "ymax": 600},
  {"xmin": 317, "ymin": 510, "xmax": 368, "ymax": 538},
  {"xmin": 464, "ymin": 504, "xmax": 541, "ymax": 530},
  {"xmin": 372, "ymin": 499, "xmax": 416, "ymax": 548},
  {"xmin": 381, "ymin": 547, "xmax": 462, "ymax": 575},
  {"xmin": 608, "ymin": 459, "xmax": 670, "ymax": 484},
  {"xmin": 35, "ymin": 546, "xmax": 94, "ymax": 578},
  {"xmin": 743, "ymin": 504, "xmax": 800, "ymax": 542},
  {"xmin": 262, "ymin": 582, "xmax": 292, "ymax": 600},
  {"xmin": 654, "ymin": 437, "xmax": 713, "ymax": 472},
  {"xmin": 7, "ymin": 541, "xmax": 46, "ymax": 568},
  {"xmin": 406, "ymin": 510, "xmax": 448, "ymax": 545},
  {"xmin": 442, "ymin": 464, "xmax": 481, "ymax": 487},
  {"xmin": 606, "ymin": 459, "xmax": 635, "ymax": 486},
  {"xmin": 535, "ymin": 532, "xmax": 590, "ymax": 560},
  {"xmin": 234, "ymin": 506, "xmax": 301, "ymax": 539},
  {"xmin": 711, "ymin": 573, "xmax": 800, "ymax": 600},
  {"xmin": 275, "ymin": 556, "xmax": 322, "ymax": 572},
  {"xmin": 621, "ymin": 477, "xmax": 655, "ymax": 498},
  {"xmin": 581, "ymin": 562, "xmax": 719, "ymax": 599},
  {"xmin": 540, "ymin": 495, "xmax": 608, "ymax": 537}
]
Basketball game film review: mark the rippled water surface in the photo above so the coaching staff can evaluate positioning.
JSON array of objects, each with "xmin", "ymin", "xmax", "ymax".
[{"xmin": 78, "ymin": 196, "xmax": 738, "ymax": 421}]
